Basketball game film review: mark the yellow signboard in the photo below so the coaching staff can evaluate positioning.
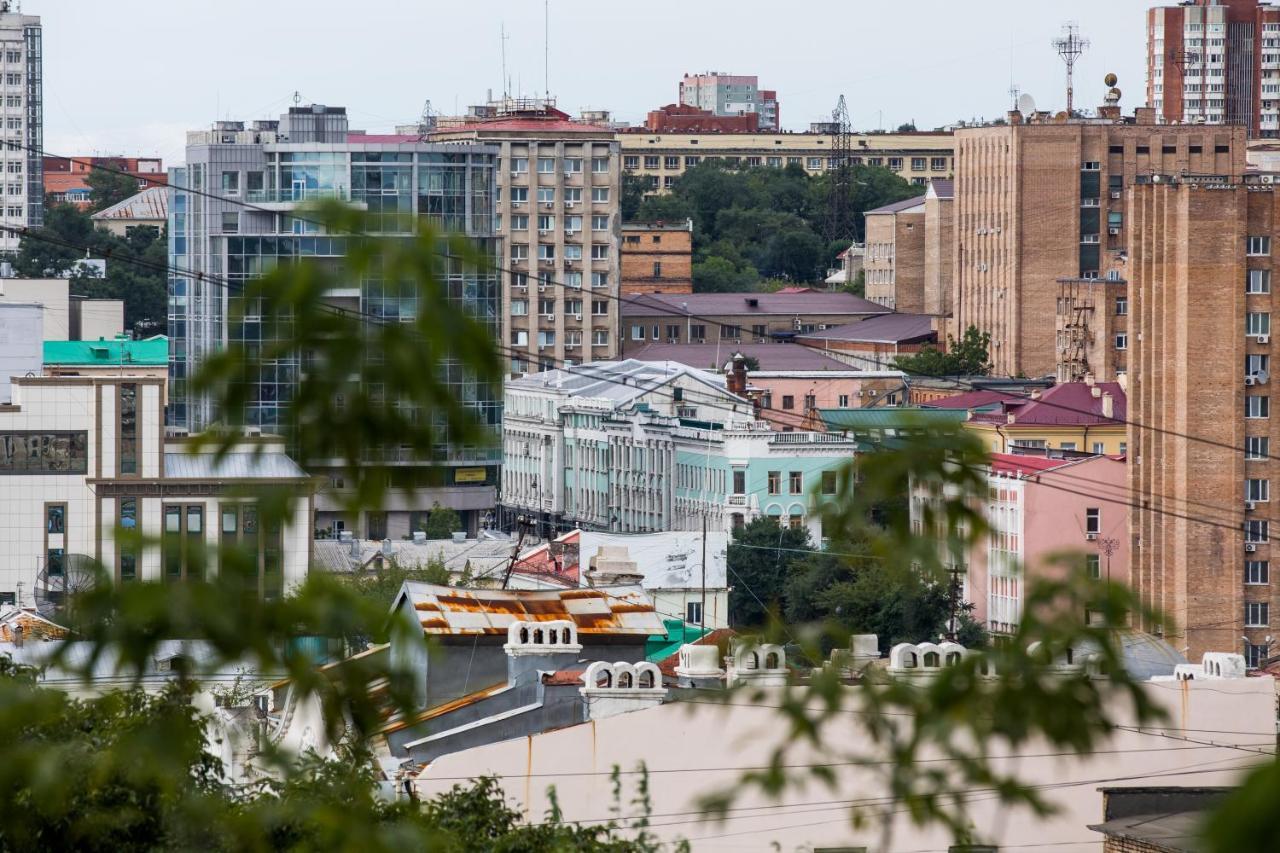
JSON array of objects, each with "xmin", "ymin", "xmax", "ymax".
[{"xmin": 455, "ymin": 467, "xmax": 487, "ymax": 483}]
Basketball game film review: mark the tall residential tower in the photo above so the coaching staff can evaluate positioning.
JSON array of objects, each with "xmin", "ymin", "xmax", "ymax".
[{"xmin": 0, "ymin": 2, "xmax": 40, "ymax": 251}]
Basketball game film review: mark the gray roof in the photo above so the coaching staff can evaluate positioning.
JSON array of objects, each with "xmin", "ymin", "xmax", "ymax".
[
  {"xmin": 506, "ymin": 359, "xmax": 743, "ymax": 406},
  {"xmin": 163, "ymin": 452, "xmax": 309, "ymax": 480},
  {"xmin": 620, "ymin": 292, "xmax": 890, "ymax": 318},
  {"xmin": 91, "ymin": 185, "xmax": 168, "ymax": 222},
  {"xmin": 627, "ymin": 342, "xmax": 851, "ymax": 372},
  {"xmin": 864, "ymin": 195, "xmax": 926, "ymax": 215},
  {"xmin": 928, "ymin": 178, "xmax": 955, "ymax": 200},
  {"xmin": 798, "ymin": 313, "xmax": 937, "ymax": 344}
]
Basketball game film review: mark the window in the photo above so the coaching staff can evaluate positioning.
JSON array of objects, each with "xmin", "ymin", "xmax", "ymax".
[
  {"xmin": 589, "ymin": 244, "xmax": 609, "ymax": 261},
  {"xmin": 119, "ymin": 384, "xmax": 138, "ymax": 476},
  {"xmin": 807, "ymin": 157, "xmax": 823, "ymax": 169},
  {"xmin": 565, "ymin": 298, "xmax": 583, "ymax": 315},
  {"xmin": 1092, "ymin": 442, "xmax": 1105, "ymax": 455},
  {"xmin": 781, "ymin": 395, "xmax": 795, "ymax": 410},
  {"xmin": 768, "ymin": 471, "xmax": 781, "ymax": 494},
  {"xmin": 511, "ymin": 330, "xmax": 528, "ymax": 347},
  {"xmin": 536, "ymin": 157, "xmax": 555, "ymax": 174},
  {"xmin": 721, "ymin": 324, "xmax": 740, "ymax": 340},
  {"xmin": 592, "ymin": 157, "xmax": 609, "ymax": 173},
  {"xmin": 1060, "ymin": 442, "xmax": 1078, "ymax": 451},
  {"xmin": 0, "ymin": 432, "xmax": 88, "ymax": 471},
  {"xmin": 931, "ymin": 157, "xmax": 947, "ymax": 170},
  {"xmin": 592, "ymin": 214, "xmax": 609, "ymax": 231},
  {"xmin": 642, "ymin": 155, "xmax": 659, "ymax": 170},
  {"xmin": 118, "ymin": 498, "xmax": 138, "ymax": 582},
  {"xmin": 1114, "ymin": 333, "xmax": 1127, "ymax": 350},
  {"xmin": 564, "ymin": 157, "xmax": 583, "ymax": 174},
  {"xmin": 537, "ymin": 187, "xmax": 555, "ymax": 204},
  {"xmin": 689, "ymin": 324, "xmax": 706, "ymax": 342},
  {"xmin": 663, "ymin": 156, "xmax": 680, "ymax": 170},
  {"xmin": 686, "ymin": 601, "xmax": 703, "ymax": 624},
  {"xmin": 1085, "ymin": 508, "xmax": 1100, "ymax": 535},
  {"xmin": 221, "ymin": 171, "xmax": 239, "ymax": 194},
  {"xmin": 592, "ymin": 299, "xmax": 608, "ymax": 316},
  {"xmin": 1248, "ymin": 236, "xmax": 1272, "ymax": 256},
  {"xmin": 538, "ymin": 330, "xmax": 556, "ymax": 347},
  {"xmin": 1246, "ymin": 601, "xmax": 1270, "ymax": 627},
  {"xmin": 631, "ymin": 324, "xmax": 645, "ymax": 341},
  {"xmin": 592, "ymin": 272, "xmax": 609, "ymax": 288},
  {"xmin": 538, "ymin": 297, "xmax": 556, "ymax": 315},
  {"xmin": 593, "ymin": 187, "xmax": 611, "ymax": 203},
  {"xmin": 1248, "ymin": 395, "xmax": 1271, "ymax": 419},
  {"xmin": 537, "ymin": 244, "xmax": 555, "ymax": 261},
  {"xmin": 821, "ymin": 470, "xmax": 838, "ymax": 496},
  {"xmin": 1115, "ymin": 296, "xmax": 1128, "ymax": 315},
  {"xmin": 1249, "ymin": 478, "xmax": 1270, "ymax": 502},
  {"xmin": 1247, "ymin": 642, "xmax": 1268, "ymax": 669},
  {"xmin": 1248, "ymin": 436, "xmax": 1270, "ymax": 460},
  {"xmin": 565, "ymin": 272, "xmax": 583, "ymax": 288},
  {"xmin": 1247, "ymin": 519, "xmax": 1269, "ymax": 542},
  {"xmin": 622, "ymin": 155, "xmax": 638, "ymax": 170},
  {"xmin": 731, "ymin": 470, "xmax": 746, "ymax": 494},
  {"xmin": 46, "ymin": 504, "xmax": 65, "ymax": 534},
  {"xmin": 221, "ymin": 211, "xmax": 239, "ymax": 234},
  {"xmin": 46, "ymin": 548, "xmax": 64, "ymax": 579},
  {"xmin": 592, "ymin": 329, "xmax": 609, "ymax": 346},
  {"xmin": 163, "ymin": 504, "xmax": 206, "ymax": 583},
  {"xmin": 564, "ymin": 244, "xmax": 582, "ymax": 261},
  {"xmin": 1082, "ymin": 161, "xmax": 1101, "ymax": 171},
  {"xmin": 511, "ymin": 157, "xmax": 529, "ymax": 174},
  {"xmin": 1246, "ymin": 560, "xmax": 1270, "ymax": 585},
  {"xmin": 1249, "ymin": 269, "xmax": 1272, "ymax": 294},
  {"xmin": 510, "ymin": 214, "xmax": 529, "ymax": 230},
  {"xmin": 1247, "ymin": 312, "xmax": 1271, "ymax": 337},
  {"xmin": 789, "ymin": 471, "xmax": 803, "ymax": 494},
  {"xmin": 838, "ymin": 394, "xmax": 850, "ymax": 407},
  {"xmin": 911, "ymin": 157, "xmax": 926, "ymax": 171},
  {"xmin": 1086, "ymin": 554, "xmax": 1101, "ymax": 579},
  {"xmin": 565, "ymin": 330, "xmax": 582, "ymax": 347},
  {"xmin": 537, "ymin": 214, "xmax": 555, "ymax": 232}
]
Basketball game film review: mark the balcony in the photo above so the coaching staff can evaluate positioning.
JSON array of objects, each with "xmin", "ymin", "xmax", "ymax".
[{"xmin": 245, "ymin": 186, "xmax": 358, "ymax": 208}]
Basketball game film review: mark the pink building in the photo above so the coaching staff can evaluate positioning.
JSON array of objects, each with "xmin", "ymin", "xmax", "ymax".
[{"xmin": 915, "ymin": 453, "xmax": 1131, "ymax": 635}]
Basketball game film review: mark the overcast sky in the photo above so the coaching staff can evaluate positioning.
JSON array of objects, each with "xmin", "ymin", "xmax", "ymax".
[{"xmin": 38, "ymin": 0, "xmax": 1150, "ymax": 164}]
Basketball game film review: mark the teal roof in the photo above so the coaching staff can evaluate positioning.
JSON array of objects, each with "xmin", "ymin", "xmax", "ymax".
[
  {"xmin": 819, "ymin": 407, "xmax": 968, "ymax": 432},
  {"xmin": 645, "ymin": 618, "xmax": 712, "ymax": 662},
  {"xmin": 43, "ymin": 336, "xmax": 169, "ymax": 367}
]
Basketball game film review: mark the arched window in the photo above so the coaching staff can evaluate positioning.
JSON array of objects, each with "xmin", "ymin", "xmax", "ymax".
[
  {"xmin": 945, "ymin": 652, "xmax": 961, "ymax": 665},
  {"xmin": 904, "ymin": 652, "xmax": 918, "ymax": 669},
  {"xmin": 549, "ymin": 629, "xmax": 557, "ymax": 644},
  {"xmin": 747, "ymin": 651, "xmax": 760, "ymax": 670},
  {"xmin": 562, "ymin": 627, "xmax": 571, "ymax": 644},
  {"xmin": 599, "ymin": 669, "xmax": 612, "ymax": 688},
  {"xmin": 923, "ymin": 652, "xmax": 940, "ymax": 668},
  {"xmin": 638, "ymin": 669, "xmax": 655, "ymax": 689},
  {"xmin": 1065, "ymin": 647, "xmax": 1075, "ymax": 665},
  {"xmin": 618, "ymin": 671, "xmax": 633, "ymax": 688},
  {"xmin": 533, "ymin": 628, "xmax": 544, "ymax": 644},
  {"xmin": 519, "ymin": 626, "xmax": 529, "ymax": 643},
  {"xmin": 765, "ymin": 651, "xmax": 780, "ymax": 669}
]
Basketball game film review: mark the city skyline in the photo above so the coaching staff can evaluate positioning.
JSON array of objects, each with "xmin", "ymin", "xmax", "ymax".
[{"xmin": 37, "ymin": 0, "xmax": 1145, "ymax": 162}]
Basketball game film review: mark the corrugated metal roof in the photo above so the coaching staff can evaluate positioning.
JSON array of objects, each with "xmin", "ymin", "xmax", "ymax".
[
  {"xmin": 798, "ymin": 313, "xmax": 936, "ymax": 344},
  {"xmin": 506, "ymin": 359, "xmax": 744, "ymax": 407},
  {"xmin": 864, "ymin": 195, "xmax": 926, "ymax": 215},
  {"xmin": 90, "ymin": 186, "xmax": 168, "ymax": 222},
  {"xmin": 392, "ymin": 581, "xmax": 665, "ymax": 637},
  {"xmin": 163, "ymin": 452, "xmax": 309, "ymax": 480},
  {"xmin": 628, "ymin": 342, "xmax": 850, "ymax": 371}
]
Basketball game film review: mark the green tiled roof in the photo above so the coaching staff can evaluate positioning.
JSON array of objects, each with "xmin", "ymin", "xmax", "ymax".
[
  {"xmin": 645, "ymin": 619, "xmax": 712, "ymax": 662},
  {"xmin": 43, "ymin": 335, "xmax": 168, "ymax": 367},
  {"xmin": 819, "ymin": 407, "xmax": 968, "ymax": 432}
]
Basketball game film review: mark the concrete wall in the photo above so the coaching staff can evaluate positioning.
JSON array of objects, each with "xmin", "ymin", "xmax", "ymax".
[
  {"xmin": 416, "ymin": 677, "xmax": 1276, "ymax": 851},
  {"xmin": 924, "ymin": 191, "xmax": 953, "ymax": 316}
]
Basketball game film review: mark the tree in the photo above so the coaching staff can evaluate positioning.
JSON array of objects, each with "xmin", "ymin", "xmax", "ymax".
[
  {"xmin": 422, "ymin": 503, "xmax": 462, "ymax": 539},
  {"xmin": 86, "ymin": 167, "xmax": 142, "ymax": 213},
  {"xmin": 726, "ymin": 517, "xmax": 814, "ymax": 625},
  {"xmin": 692, "ymin": 254, "xmax": 758, "ymax": 293},
  {"xmin": 895, "ymin": 121, "xmax": 918, "ymax": 133},
  {"xmin": 894, "ymin": 325, "xmax": 993, "ymax": 378},
  {"xmin": 621, "ymin": 171, "xmax": 651, "ymax": 221}
]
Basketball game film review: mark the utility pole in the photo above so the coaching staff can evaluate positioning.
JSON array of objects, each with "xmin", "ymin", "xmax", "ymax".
[
  {"xmin": 1099, "ymin": 537, "xmax": 1120, "ymax": 583},
  {"xmin": 700, "ymin": 513, "xmax": 707, "ymax": 636},
  {"xmin": 501, "ymin": 515, "xmax": 530, "ymax": 589},
  {"xmin": 945, "ymin": 564, "xmax": 965, "ymax": 642},
  {"xmin": 825, "ymin": 95, "xmax": 854, "ymax": 244}
]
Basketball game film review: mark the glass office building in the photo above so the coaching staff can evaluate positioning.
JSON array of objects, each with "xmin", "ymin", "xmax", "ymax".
[{"xmin": 169, "ymin": 106, "xmax": 501, "ymax": 537}]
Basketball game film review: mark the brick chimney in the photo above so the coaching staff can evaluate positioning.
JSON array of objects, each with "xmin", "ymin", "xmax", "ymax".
[
  {"xmin": 1102, "ymin": 391, "xmax": 1114, "ymax": 420},
  {"xmin": 727, "ymin": 353, "xmax": 748, "ymax": 396}
]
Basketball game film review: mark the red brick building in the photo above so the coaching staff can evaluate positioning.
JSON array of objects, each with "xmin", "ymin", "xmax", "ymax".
[
  {"xmin": 43, "ymin": 156, "xmax": 166, "ymax": 209},
  {"xmin": 640, "ymin": 104, "xmax": 759, "ymax": 134}
]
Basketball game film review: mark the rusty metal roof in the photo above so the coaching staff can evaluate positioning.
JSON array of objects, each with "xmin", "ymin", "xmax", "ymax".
[{"xmin": 392, "ymin": 582, "xmax": 665, "ymax": 637}]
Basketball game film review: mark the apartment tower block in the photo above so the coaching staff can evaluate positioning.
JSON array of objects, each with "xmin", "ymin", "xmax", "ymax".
[{"xmin": 0, "ymin": 3, "xmax": 39, "ymax": 252}]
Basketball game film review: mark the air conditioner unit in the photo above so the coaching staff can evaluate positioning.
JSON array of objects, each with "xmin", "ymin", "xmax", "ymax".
[
  {"xmin": 1111, "ymin": 191, "xmax": 1122, "ymax": 199},
  {"xmin": 572, "ymin": 313, "xmax": 582, "ymax": 321},
  {"xmin": 566, "ymin": 229, "xmax": 579, "ymax": 236},
  {"xmin": 1260, "ymin": 335, "xmax": 1272, "ymax": 344},
  {"xmin": 1247, "ymin": 500, "xmax": 1258, "ymax": 512},
  {"xmin": 868, "ymin": 389, "xmax": 878, "ymax": 397},
  {"xmin": 566, "ymin": 201, "xmax": 577, "ymax": 208},
  {"xmin": 1246, "ymin": 542, "xmax": 1259, "ymax": 552},
  {"xmin": 1086, "ymin": 532, "xmax": 1099, "ymax": 541},
  {"xmin": 1246, "ymin": 375, "xmax": 1258, "ymax": 386},
  {"xmin": 543, "ymin": 202, "xmax": 555, "ymax": 209},
  {"xmin": 1263, "ymin": 174, "xmax": 1277, "ymax": 185},
  {"xmin": 512, "ymin": 200, "xmax": 525, "ymax": 207},
  {"xmin": 1109, "ymin": 227, "xmax": 1121, "ymax": 235}
]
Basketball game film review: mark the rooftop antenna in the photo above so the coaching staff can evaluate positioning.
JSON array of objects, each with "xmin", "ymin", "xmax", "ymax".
[
  {"xmin": 500, "ymin": 23, "xmax": 510, "ymax": 99},
  {"xmin": 1009, "ymin": 82, "xmax": 1020, "ymax": 112},
  {"xmin": 1053, "ymin": 22, "xmax": 1090, "ymax": 116},
  {"xmin": 292, "ymin": 90, "xmax": 301, "ymax": 107},
  {"xmin": 543, "ymin": 1, "xmax": 550, "ymax": 100}
]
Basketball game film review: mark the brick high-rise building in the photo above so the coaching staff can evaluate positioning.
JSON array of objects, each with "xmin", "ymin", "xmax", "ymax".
[
  {"xmin": 1128, "ymin": 176, "xmax": 1280, "ymax": 664},
  {"xmin": 864, "ymin": 197, "xmax": 926, "ymax": 312},
  {"xmin": 0, "ymin": 3, "xmax": 40, "ymax": 252},
  {"xmin": 1146, "ymin": 0, "xmax": 1280, "ymax": 137},
  {"xmin": 953, "ymin": 106, "xmax": 1246, "ymax": 378},
  {"xmin": 620, "ymin": 221, "xmax": 692, "ymax": 295}
]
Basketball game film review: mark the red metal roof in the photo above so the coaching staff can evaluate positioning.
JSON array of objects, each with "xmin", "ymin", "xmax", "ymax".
[
  {"xmin": 987, "ymin": 453, "xmax": 1077, "ymax": 477},
  {"xmin": 922, "ymin": 388, "xmax": 1021, "ymax": 410},
  {"xmin": 966, "ymin": 382, "xmax": 1127, "ymax": 427}
]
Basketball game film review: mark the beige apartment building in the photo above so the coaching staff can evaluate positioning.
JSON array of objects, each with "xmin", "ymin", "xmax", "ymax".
[
  {"xmin": 953, "ymin": 107, "xmax": 1246, "ymax": 378},
  {"xmin": 620, "ymin": 131, "xmax": 954, "ymax": 191},
  {"xmin": 1128, "ymin": 177, "xmax": 1278, "ymax": 664},
  {"xmin": 432, "ymin": 102, "xmax": 622, "ymax": 374},
  {"xmin": 864, "ymin": 197, "xmax": 926, "ymax": 312},
  {"xmin": 1055, "ymin": 276, "xmax": 1128, "ymax": 383}
]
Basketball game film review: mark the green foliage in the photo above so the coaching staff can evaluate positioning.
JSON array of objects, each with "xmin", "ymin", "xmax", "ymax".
[
  {"xmin": 896, "ymin": 121, "xmax": 918, "ymax": 133},
  {"xmin": 341, "ymin": 556, "xmax": 451, "ymax": 641},
  {"xmin": 727, "ymin": 517, "xmax": 814, "ymax": 626},
  {"xmin": 895, "ymin": 324, "xmax": 993, "ymax": 378},
  {"xmin": 630, "ymin": 160, "xmax": 921, "ymax": 290},
  {"xmin": 86, "ymin": 167, "xmax": 142, "ymax": 213},
  {"xmin": 620, "ymin": 171, "xmax": 651, "ymax": 221},
  {"xmin": 421, "ymin": 502, "xmax": 463, "ymax": 538},
  {"xmin": 7, "ymin": 198, "xmax": 167, "ymax": 333}
]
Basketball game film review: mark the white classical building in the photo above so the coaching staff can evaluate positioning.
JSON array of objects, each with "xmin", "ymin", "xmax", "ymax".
[{"xmin": 502, "ymin": 360, "xmax": 858, "ymax": 540}]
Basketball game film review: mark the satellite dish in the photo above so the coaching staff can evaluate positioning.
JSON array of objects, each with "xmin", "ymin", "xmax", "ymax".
[{"xmin": 1017, "ymin": 93, "xmax": 1037, "ymax": 115}]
